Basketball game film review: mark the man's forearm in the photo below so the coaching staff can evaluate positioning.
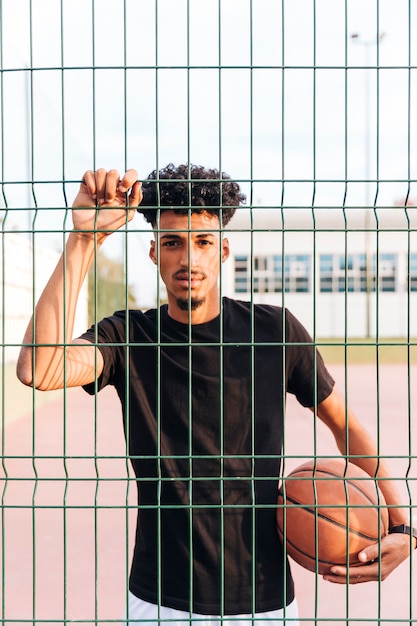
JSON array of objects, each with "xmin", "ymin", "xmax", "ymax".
[{"xmin": 16, "ymin": 231, "xmax": 99, "ymax": 389}]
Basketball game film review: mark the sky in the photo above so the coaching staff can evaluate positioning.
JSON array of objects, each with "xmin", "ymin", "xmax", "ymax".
[{"xmin": 1, "ymin": 0, "xmax": 416, "ymax": 306}]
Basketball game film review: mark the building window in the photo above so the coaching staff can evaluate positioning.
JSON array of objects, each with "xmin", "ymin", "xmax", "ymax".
[
  {"xmin": 410, "ymin": 254, "xmax": 417, "ymax": 291},
  {"xmin": 234, "ymin": 255, "xmax": 249, "ymax": 293},
  {"xmin": 320, "ymin": 254, "xmax": 366, "ymax": 293},
  {"xmin": 373, "ymin": 254, "xmax": 397, "ymax": 292},
  {"xmin": 319, "ymin": 253, "xmax": 398, "ymax": 293},
  {"xmin": 234, "ymin": 254, "xmax": 310, "ymax": 293}
]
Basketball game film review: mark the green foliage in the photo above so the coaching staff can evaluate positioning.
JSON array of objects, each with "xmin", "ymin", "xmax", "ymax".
[{"xmin": 88, "ymin": 251, "xmax": 138, "ymax": 325}]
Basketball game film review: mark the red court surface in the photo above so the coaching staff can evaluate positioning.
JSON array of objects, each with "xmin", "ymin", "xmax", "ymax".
[{"xmin": 1, "ymin": 364, "xmax": 416, "ymax": 625}]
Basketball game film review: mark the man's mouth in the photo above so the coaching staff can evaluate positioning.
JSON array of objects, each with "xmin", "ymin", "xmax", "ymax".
[{"xmin": 174, "ymin": 272, "xmax": 205, "ymax": 288}]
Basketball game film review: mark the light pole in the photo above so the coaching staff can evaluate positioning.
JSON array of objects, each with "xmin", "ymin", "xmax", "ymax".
[{"xmin": 351, "ymin": 32, "xmax": 386, "ymax": 338}]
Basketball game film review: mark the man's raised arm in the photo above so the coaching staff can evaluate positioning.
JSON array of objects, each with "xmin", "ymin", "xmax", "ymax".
[{"xmin": 16, "ymin": 168, "xmax": 142, "ymax": 391}]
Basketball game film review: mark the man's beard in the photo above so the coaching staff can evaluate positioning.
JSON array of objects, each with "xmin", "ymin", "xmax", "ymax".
[{"xmin": 176, "ymin": 296, "xmax": 206, "ymax": 311}]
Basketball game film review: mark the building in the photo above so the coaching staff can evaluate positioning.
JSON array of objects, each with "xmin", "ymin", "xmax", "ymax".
[{"xmin": 223, "ymin": 206, "xmax": 417, "ymax": 338}]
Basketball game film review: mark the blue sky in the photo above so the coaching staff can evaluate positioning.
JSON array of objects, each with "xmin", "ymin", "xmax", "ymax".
[{"xmin": 1, "ymin": 0, "xmax": 416, "ymax": 305}]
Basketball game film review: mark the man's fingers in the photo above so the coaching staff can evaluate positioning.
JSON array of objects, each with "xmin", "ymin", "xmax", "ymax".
[
  {"xmin": 82, "ymin": 170, "xmax": 97, "ymax": 199},
  {"xmin": 104, "ymin": 169, "xmax": 121, "ymax": 203},
  {"xmin": 117, "ymin": 169, "xmax": 141, "ymax": 207},
  {"xmin": 95, "ymin": 168, "xmax": 109, "ymax": 204},
  {"xmin": 80, "ymin": 168, "xmax": 140, "ymax": 206},
  {"xmin": 358, "ymin": 545, "xmax": 378, "ymax": 564},
  {"xmin": 128, "ymin": 181, "xmax": 143, "ymax": 207},
  {"xmin": 118, "ymin": 168, "xmax": 138, "ymax": 194}
]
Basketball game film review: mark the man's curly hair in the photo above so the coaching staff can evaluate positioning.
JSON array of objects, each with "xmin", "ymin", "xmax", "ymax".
[{"xmin": 138, "ymin": 163, "xmax": 246, "ymax": 227}]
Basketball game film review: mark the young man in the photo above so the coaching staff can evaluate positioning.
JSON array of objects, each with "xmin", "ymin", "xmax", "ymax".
[{"xmin": 17, "ymin": 164, "xmax": 416, "ymax": 625}]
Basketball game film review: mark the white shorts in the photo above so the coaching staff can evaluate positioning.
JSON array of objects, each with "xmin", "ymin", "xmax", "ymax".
[{"xmin": 124, "ymin": 592, "xmax": 299, "ymax": 626}]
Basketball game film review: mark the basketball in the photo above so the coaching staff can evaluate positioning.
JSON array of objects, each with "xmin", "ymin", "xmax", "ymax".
[{"xmin": 276, "ymin": 459, "xmax": 389, "ymax": 574}]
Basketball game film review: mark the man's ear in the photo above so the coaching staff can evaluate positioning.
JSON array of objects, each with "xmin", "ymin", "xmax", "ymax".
[
  {"xmin": 222, "ymin": 237, "xmax": 230, "ymax": 263},
  {"xmin": 149, "ymin": 240, "xmax": 157, "ymax": 265}
]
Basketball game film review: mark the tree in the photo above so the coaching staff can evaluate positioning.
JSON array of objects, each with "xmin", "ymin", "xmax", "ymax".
[{"xmin": 88, "ymin": 251, "xmax": 138, "ymax": 325}]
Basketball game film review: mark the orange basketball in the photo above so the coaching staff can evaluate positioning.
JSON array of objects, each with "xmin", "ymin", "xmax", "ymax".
[{"xmin": 276, "ymin": 459, "xmax": 389, "ymax": 574}]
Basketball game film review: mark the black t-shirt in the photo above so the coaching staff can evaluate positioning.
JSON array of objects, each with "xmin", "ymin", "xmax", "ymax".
[{"xmin": 81, "ymin": 298, "xmax": 335, "ymax": 614}]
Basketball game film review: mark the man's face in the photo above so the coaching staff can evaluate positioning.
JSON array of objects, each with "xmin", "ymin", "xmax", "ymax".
[{"xmin": 149, "ymin": 211, "xmax": 230, "ymax": 322}]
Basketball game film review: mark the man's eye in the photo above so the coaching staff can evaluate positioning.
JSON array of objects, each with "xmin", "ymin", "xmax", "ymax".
[
  {"xmin": 163, "ymin": 240, "xmax": 179, "ymax": 247},
  {"xmin": 199, "ymin": 239, "xmax": 212, "ymax": 246}
]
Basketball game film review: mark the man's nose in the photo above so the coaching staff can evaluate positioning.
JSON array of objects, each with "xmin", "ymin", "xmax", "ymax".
[{"xmin": 179, "ymin": 243, "xmax": 199, "ymax": 268}]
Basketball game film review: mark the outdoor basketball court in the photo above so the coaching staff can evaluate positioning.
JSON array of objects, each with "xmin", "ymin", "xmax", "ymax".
[{"xmin": 1, "ymin": 363, "xmax": 416, "ymax": 625}]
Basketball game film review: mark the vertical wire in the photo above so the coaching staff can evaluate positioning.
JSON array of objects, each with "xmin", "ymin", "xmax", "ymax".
[
  {"xmin": 310, "ymin": 0, "xmax": 322, "ymax": 601},
  {"xmin": 90, "ymin": 1, "xmax": 100, "ymax": 621},
  {"xmin": 185, "ymin": 192, "xmax": 193, "ymax": 622},
  {"xmin": 0, "ymin": 222, "xmax": 6, "ymax": 623},
  {"xmin": 216, "ymin": 20, "xmax": 225, "ymax": 617},
  {"xmin": 217, "ymin": 0, "xmax": 222, "ymax": 181},
  {"xmin": 186, "ymin": 8, "xmax": 191, "ymax": 619},
  {"xmin": 218, "ymin": 209, "xmax": 225, "ymax": 622},
  {"xmin": 248, "ymin": 0, "xmax": 256, "ymax": 617},
  {"xmin": 185, "ymin": 167, "xmax": 194, "ymax": 625},
  {"xmin": 27, "ymin": 3, "xmax": 40, "ymax": 622},
  {"xmin": 363, "ymin": 35, "xmax": 373, "ymax": 342},
  {"xmin": 185, "ymin": 2, "xmax": 195, "ymax": 617},
  {"xmin": 61, "ymin": 212, "xmax": 70, "ymax": 625},
  {"xmin": 279, "ymin": 0, "xmax": 289, "ymax": 608},
  {"xmin": 342, "ymin": 0, "xmax": 351, "ymax": 602},
  {"xmin": 121, "ymin": 5, "xmax": 133, "ymax": 623},
  {"xmin": 216, "ymin": 2, "xmax": 225, "ymax": 617},
  {"xmin": 214, "ymin": 0, "xmax": 225, "ymax": 613},
  {"xmin": 154, "ymin": 2, "xmax": 163, "ymax": 620},
  {"xmin": 0, "ymin": 2, "xmax": 7, "ymax": 621},
  {"xmin": 404, "ymin": 213, "xmax": 414, "ymax": 613},
  {"xmin": 404, "ymin": 0, "xmax": 415, "ymax": 612},
  {"xmin": 186, "ymin": 0, "xmax": 191, "ymax": 170},
  {"xmin": 341, "ymin": 0, "xmax": 352, "ymax": 608},
  {"xmin": 59, "ymin": 1, "xmax": 70, "ymax": 622},
  {"xmin": 124, "ymin": 7, "xmax": 135, "ymax": 620},
  {"xmin": 123, "ymin": 9, "xmax": 163, "ymax": 618},
  {"xmin": 373, "ymin": 5, "xmax": 383, "ymax": 610}
]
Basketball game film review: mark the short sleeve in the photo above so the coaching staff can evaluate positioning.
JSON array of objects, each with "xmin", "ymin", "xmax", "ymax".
[
  {"xmin": 78, "ymin": 313, "xmax": 126, "ymax": 395},
  {"xmin": 284, "ymin": 308, "xmax": 335, "ymax": 407}
]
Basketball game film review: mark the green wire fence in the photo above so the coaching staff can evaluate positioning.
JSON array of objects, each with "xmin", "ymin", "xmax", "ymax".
[{"xmin": 1, "ymin": 0, "xmax": 416, "ymax": 623}]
